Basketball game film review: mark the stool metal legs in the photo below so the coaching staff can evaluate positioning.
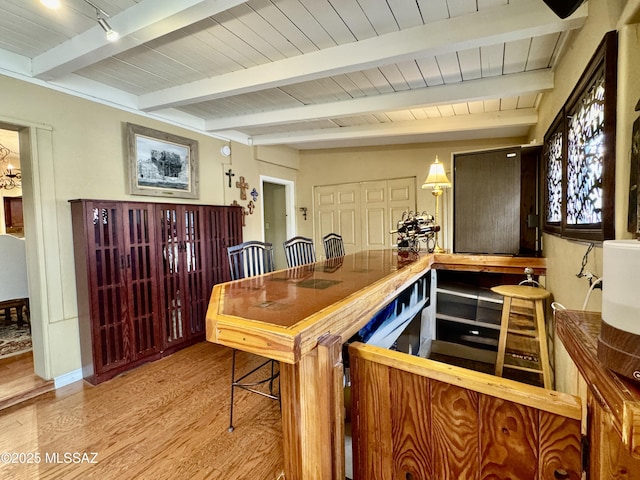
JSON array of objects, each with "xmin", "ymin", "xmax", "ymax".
[{"xmin": 228, "ymin": 349, "xmax": 280, "ymax": 432}]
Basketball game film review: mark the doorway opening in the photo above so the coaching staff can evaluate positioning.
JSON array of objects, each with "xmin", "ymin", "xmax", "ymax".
[
  {"xmin": 0, "ymin": 126, "xmax": 45, "ymax": 408},
  {"xmin": 261, "ymin": 176, "xmax": 295, "ymax": 271}
]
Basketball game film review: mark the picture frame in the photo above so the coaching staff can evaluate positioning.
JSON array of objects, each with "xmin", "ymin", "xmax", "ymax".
[{"xmin": 127, "ymin": 123, "xmax": 199, "ymax": 199}]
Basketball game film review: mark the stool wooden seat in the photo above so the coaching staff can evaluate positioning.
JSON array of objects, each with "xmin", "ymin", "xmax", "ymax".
[{"xmin": 491, "ymin": 285, "xmax": 552, "ymax": 389}]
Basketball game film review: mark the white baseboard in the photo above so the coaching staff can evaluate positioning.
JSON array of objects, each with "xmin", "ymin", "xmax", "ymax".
[{"xmin": 54, "ymin": 369, "xmax": 83, "ymax": 389}]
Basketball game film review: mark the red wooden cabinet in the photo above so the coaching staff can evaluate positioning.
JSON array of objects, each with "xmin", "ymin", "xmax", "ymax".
[{"xmin": 70, "ymin": 199, "xmax": 242, "ymax": 384}]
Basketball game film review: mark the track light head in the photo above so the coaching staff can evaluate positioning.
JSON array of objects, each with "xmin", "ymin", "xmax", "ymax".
[{"xmin": 97, "ymin": 15, "xmax": 119, "ymax": 41}]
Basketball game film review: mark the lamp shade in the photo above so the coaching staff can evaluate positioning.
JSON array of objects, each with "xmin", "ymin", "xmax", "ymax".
[{"xmin": 421, "ymin": 156, "xmax": 451, "ymax": 189}]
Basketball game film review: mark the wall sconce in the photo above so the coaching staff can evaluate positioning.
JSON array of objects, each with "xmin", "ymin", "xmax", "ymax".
[
  {"xmin": 299, "ymin": 207, "xmax": 308, "ymax": 221},
  {"xmin": 421, "ymin": 155, "xmax": 451, "ymax": 253}
]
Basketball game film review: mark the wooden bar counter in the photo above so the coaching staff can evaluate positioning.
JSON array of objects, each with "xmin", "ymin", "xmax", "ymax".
[
  {"xmin": 556, "ymin": 309, "xmax": 640, "ymax": 478},
  {"xmin": 206, "ymin": 250, "xmax": 546, "ymax": 479}
]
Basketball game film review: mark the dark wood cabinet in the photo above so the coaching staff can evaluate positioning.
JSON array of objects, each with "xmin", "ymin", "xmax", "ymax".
[{"xmin": 71, "ymin": 199, "xmax": 242, "ymax": 384}]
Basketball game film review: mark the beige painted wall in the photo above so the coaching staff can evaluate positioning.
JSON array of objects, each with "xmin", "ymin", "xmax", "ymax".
[
  {"xmin": 297, "ymin": 138, "xmax": 529, "ymax": 250},
  {"xmin": 530, "ymin": 0, "xmax": 640, "ymax": 311},
  {"xmin": 0, "ymin": 74, "xmax": 297, "ymax": 380}
]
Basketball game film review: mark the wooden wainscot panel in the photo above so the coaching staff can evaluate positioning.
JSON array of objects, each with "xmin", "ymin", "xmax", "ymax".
[
  {"xmin": 479, "ymin": 396, "xmax": 539, "ymax": 478},
  {"xmin": 349, "ymin": 343, "xmax": 582, "ymax": 480},
  {"xmin": 431, "ymin": 381, "xmax": 478, "ymax": 478},
  {"xmin": 390, "ymin": 369, "xmax": 433, "ymax": 477},
  {"xmin": 539, "ymin": 410, "xmax": 583, "ymax": 480}
]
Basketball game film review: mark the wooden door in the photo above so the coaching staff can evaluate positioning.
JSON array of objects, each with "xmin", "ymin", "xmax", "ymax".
[
  {"xmin": 82, "ymin": 201, "xmax": 130, "ymax": 375},
  {"xmin": 387, "ymin": 178, "xmax": 416, "ymax": 247},
  {"xmin": 315, "ymin": 184, "xmax": 360, "ymax": 255},
  {"xmin": 157, "ymin": 205, "xmax": 188, "ymax": 348},
  {"xmin": 122, "ymin": 202, "xmax": 161, "ymax": 359},
  {"xmin": 315, "ymin": 178, "xmax": 415, "ymax": 255},
  {"xmin": 454, "ymin": 148, "xmax": 521, "ymax": 254},
  {"xmin": 158, "ymin": 204, "xmax": 210, "ymax": 348},
  {"xmin": 181, "ymin": 205, "xmax": 208, "ymax": 339}
]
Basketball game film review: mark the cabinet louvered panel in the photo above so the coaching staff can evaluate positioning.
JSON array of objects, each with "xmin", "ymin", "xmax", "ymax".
[
  {"xmin": 182, "ymin": 207, "xmax": 207, "ymax": 337},
  {"xmin": 205, "ymin": 206, "xmax": 243, "ymax": 290},
  {"xmin": 71, "ymin": 199, "xmax": 242, "ymax": 384},
  {"xmin": 158, "ymin": 206, "xmax": 187, "ymax": 348},
  {"xmin": 124, "ymin": 203, "xmax": 160, "ymax": 358},
  {"xmin": 90, "ymin": 203, "xmax": 129, "ymax": 370}
]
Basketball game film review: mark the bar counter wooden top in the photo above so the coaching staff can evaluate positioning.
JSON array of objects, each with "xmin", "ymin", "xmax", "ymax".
[
  {"xmin": 205, "ymin": 250, "xmax": 546, "ymax": 480},
  {"xmin": 205, "ymin": 250, "xmax": 545, "ymax": 364}
]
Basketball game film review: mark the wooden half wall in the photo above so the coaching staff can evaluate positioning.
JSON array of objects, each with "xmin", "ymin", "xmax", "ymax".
[{"xmin": 349, "ymin": 343, "xmax": 583, "ymax": 480}]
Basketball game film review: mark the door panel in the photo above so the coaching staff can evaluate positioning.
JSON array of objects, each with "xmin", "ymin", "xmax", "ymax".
[
  {"xmin": 157, "ymin": 206, "xmax": 185, "ymax": 348},
  {"xmin": 314, "ymin": 178, "xmax": 415, "ymax": 255},
  {"xmin": 454, "ymin": 148, "xmax": 521, "ymax": 254},
  {"xmin": 388, "ymin": 179, "xmax": 417, "ymax": 247},
  {"xmin": 337, "ymin": 185, "xmax": 359, "ymax": 252},
  {"xmin": 123, "ymin": 202, "xmax": 160, "ymax": 359},
  {"xmin": 362, "ymin": 181, "xmax": 387, "ymax": 249},
  {"xmin": 182, "ymin": 206, "xmax": 207, "ymax": 338},
  {"xmin": 86, "ymin": 203, "xmax": 129, "ymax": 371}
]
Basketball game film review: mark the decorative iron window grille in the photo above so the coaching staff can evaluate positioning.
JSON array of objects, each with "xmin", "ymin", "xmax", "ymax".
[
  {"xmin": 543, "ymin": 31, "xmax": 617, "ymax": 242},
  {"xmin": 545, "ymin": 125, "xmax": 563, "ymax": 225}
]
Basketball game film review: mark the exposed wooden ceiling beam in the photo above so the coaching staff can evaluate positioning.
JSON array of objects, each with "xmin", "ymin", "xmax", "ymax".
[
  {"xmin": 204, "ymin": 70, "xmax": 552, "ymax": 131},
  {"xmin": 32, "ymin": 0, "xmax": 250, "ymax": 81},
  {"xmin": 242, "ymin": 108, "xmax": 538, "ymax": 146},
  {"xmin": 139, "ymin": 2, "xmax": 586, "ymax": 111}
]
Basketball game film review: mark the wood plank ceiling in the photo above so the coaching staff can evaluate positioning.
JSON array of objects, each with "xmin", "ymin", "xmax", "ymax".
[{"xmin": 0, "ymin": 0, "xmax": 588, "ymax": 149}]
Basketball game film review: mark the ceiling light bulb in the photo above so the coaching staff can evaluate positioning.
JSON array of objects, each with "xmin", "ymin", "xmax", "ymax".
[
  {"xmin": 41, "ymin": 0, "xmax": 61, "ymax": 9},
  {"xmin": 105, "ymin": 29, "xmax": 119, "ymax": 41},
  {"xmin": 97, "ymin": 16, "xmax": 119, "ymax": 42}
]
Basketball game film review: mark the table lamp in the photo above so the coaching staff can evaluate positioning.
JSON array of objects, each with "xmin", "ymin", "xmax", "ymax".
[{"xmin": 421, "ymin": 156, "xmax": 451, "ymax": 253}]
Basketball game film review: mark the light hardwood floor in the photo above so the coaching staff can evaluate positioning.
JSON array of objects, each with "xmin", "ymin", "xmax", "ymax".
[
  {"xmin": 0, "ymin": 343, "xmax": 284, "ymax": 480},
  {"xmin": 0, "ymin": 352, "xmax": 55, "ymax": 411}
]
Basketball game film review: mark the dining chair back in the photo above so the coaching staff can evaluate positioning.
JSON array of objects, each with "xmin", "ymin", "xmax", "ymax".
[
  {"xmin": 283, "ymin": 236, "xmax": 316, "ymax": 268},
  {"xmin": 322, "ymin": 233, "xmax": 345, "ymax": 259},
  {"xmin": 227, "ymin": 241, "xmax": 275, "ymax": 280}
]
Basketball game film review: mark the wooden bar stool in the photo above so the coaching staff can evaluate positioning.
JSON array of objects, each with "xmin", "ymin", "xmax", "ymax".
[{"xmin": 491, "ymin": 285, "xmax": 552, "ymax": 389}]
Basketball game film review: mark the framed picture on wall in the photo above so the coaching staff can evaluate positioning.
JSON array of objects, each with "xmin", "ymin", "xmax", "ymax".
[{"xmin": 126, "ymin": 123, "xmax": 199, "ymax": 199}]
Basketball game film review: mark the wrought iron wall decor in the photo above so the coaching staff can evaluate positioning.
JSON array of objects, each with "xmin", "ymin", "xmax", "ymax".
[{"xmin": 543, "ymin": 31, "xmax": 617, "ymax": 242}]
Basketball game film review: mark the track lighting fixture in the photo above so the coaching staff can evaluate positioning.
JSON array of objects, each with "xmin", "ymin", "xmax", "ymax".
[
  {"xmin": 83, "ymin": 0, "xmax": 119, "ymax": 41},
  {"xmin": 41, "ymin": 0, "xmax": 119, "ymax": 41},
  {"xmin": 96, "ymin": 14, "xmax": 119, "ymax": 41}
]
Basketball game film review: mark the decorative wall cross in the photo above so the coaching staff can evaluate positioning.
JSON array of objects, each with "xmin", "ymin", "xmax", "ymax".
[
  {"xmin": 236, "ymin": 176, "xmax": 249, "ymax": 200},
  {"xmin": 231, "ymin": 200, "xmax": 247, "ymax": 226},
  {"xmin": 225, "ymin": 169, "xmax": 235, "ymax": 188}
]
